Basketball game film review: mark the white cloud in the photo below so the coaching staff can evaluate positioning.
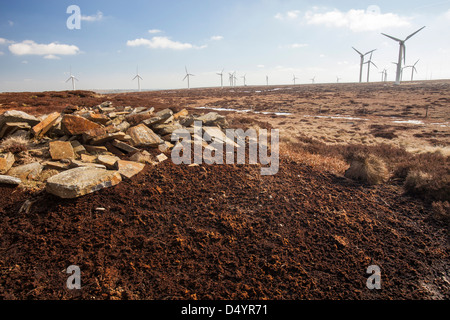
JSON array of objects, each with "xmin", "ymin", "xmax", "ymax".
[
  {"xmin": 8, "ymin": 20, "xmax": 14, "ymax": 26},
  {"xmin": 148, "ymin": 29, "xmax": 162, "ymax": 34},
  {"xmin": 0, "ymin": 38, "xmax": 13, "ymax": 45},
  {"xmin": 257, "ymin": 64, "xmax": 265, "ymax": 68},
  {"xmin": 303, "ymin": 8, "xmax": 411, "ymax": 32},
  {"xmin": 81, "ymin": 11, "xmax": 103, "ymax": 22},
  {"xmin": 21, "ymin": 60, "xmax": 28, "ymax": 64},
  {"xmin": 275, "ymin": 10, "xmax": 301, "ymax": 20},
  {"xmin": 127, "ymin": 36, "xmax": 206, "ymax": 50},
  {"xmin": 279, "ymin": 43, "xmax": 309, "ymax": 49},
  {"xmin": 0, "ymin": 51, "xmax": 4, "ymax": 56},
  {"xmin": 44, "ymin": 54, "xmax": 61, "ymax": 60},
  {"xmin": 210, "ymin": 35, "xmax": 224, "ymax": 41},
  {"xmin": 8, "ymin": 40, "xmax": 80, "ymax": 58},
  {"xmin": 444, "ymin": 9, "xmax": 450, "ymax": 19}
]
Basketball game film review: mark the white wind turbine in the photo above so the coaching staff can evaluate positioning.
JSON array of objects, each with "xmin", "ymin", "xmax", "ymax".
[
  {"xmin": 183, "ymin": 66, "xmax": 194, "ymax": 89},
  {"xmin": 266, "ymin": 75, "xmax": 269, "ymax": 86},
  {"xmin": 65, "ymin": 67, "xmax": 78, "ymax": 90},
  {"xmin": 217, "ymin": 69, "xmax": 224, "ymax": 88},
  {"xmin": 310, "ymin": 76, "xmax": 315, "ymax": 84},
  {"xmin": 364, "ymin": 51, "xmax": 377, "ymax": 82},
  {"xmin": 241, "ymin": 74, "xmax": 247, "ymax": 86},
  {"xmin": 132, "ymin": 66, "xmax": 143, "ymax": 92},
  {"xmin": 381, "ymin": 26, "xmax": 425, "ymax": 85},
  {"xmin": 406, "ymin": 59, "xmax": 420, "ymax": 81},
  {"xmin": 336, "ymin": 76, "xmax": 342, "ymax": 83},
  {"xmin": 292, "ymin": 74, "xmax": 299, "ymax": 85},
  {"xmin": 352, "ymin": 47, "xmax": 376, "ymax": 83}
]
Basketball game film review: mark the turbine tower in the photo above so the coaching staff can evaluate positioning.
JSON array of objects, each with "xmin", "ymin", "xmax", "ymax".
[
  {"xmin": 364, "ymin": 51, "xmax": 377, "ymax": 82},
  {"xmin": 228, "ymin": 72, "xmax": 233, "ymax": 87},
  {"xmin": 65, "ymin": 67, "xmax": 78, "ymax": 91},
  {"xmin": 336, "ymin": 76, "xmax": 342, "ymax": 83},
  {"xmin": 233, "ymin": 72, "xmax": 238, "ymax": 87},
  {"xmin": 381, "ymin": 26, "xmax": 425, "ymax": 85},
  {"xmin": 310, "ymin": 76, "xmax": 315, "ymax": 84},
  {"xmin": 352, "ymin": 47, "xmax": 376, "ymax": 83},
  {"xmin": 183, "ymin": 66, "xmax": 194, "ymax": 89},
  {"xmin": 266, "ymin": 75, "xmax": 269, "ymax": 86},
  {"xmin": 132, "ymin": 66, "xmax": 143, "ymax": 92},
  {"xmin": 293, "ymin": 74, "xmax": 299, "ymax": 85},
  {"xmin": 217, "ymin": 69, "xmax": 224, "ymax": 88}
]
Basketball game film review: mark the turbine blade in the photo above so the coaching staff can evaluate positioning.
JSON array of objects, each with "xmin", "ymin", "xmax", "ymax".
[
  {"xmin": 364, "ymin": 49, "xmax": 376, "ymax": 56},
  {"xmin": 405, "ymin": 26, "xmax": 426, "ymax": 41},
  {"xmin": 381, "ymin": 33, "xmax": 402, "ymax": 42},
  {"xmin": 352, "ymin": 47, "xmax": 363, "ymax": 56}
]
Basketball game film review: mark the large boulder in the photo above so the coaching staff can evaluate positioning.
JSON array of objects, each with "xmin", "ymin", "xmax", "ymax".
[
  {"xmin": 61, "ymin": 114, "xmax": 103, "ymax": 136},
  {"xmin": 126, "ymin": 124, "xmax": 163, "ymax": 147},
  {"xmin": 46, "ymin": 167, "xmax": 122, "ymax": 198}
]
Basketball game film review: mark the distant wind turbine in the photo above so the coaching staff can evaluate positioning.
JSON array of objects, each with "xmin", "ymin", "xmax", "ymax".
[
  {"xmin": 381, "ymin": 26, "xmax": 425, "ymax": 85},
  {"xmin": 241, "ymin": 74, "xmax": 247, "ymax": 86},
  {"xmin": 406, "ymin": 59, "xmax": 420, "ymax": 81},
  {"xmin": 132, "ymin": 66, "xmax": 143, "ymax": 92},
  {"xmin": 336, "ymin": 76, "xmax": 342, "ymax": 83},
  {"xmin": 183, "ymin": 66, "xmax": 194, "ymax": 89},
  {"xmin": 352, "ymin": 47, "xmax": 376, "ymax": 83},
  {"xmin": 217, "ymin": 69, "xmax": 224, "ymax": 88},
  {"xmin": 310, "ymin": 76, "xmax": 315, "ymax": 84},
  {"xmin": 266, "ymin": 75, "xmax": 269, "ymax": 86},
  {"xmin": 379, "ymin": 68, "xmax": 387, "ymax": 82},
  {"xmin": 364, "ymin": 51, "xmax": 377, "ymax": 82},
  {"xmin": 65, "ymin": 67, "xmax": 78, "ymax": 90},
  {"xmin": 233, "ymin": 72, "xmax": 238, "ymax": 87},
  {"xmin": 228, "ymin": 72, "xmax": 234, "ymax": 86},
  {"xmin": 293, "ymin": 74, "xmax": 299, "ymax": 85}
]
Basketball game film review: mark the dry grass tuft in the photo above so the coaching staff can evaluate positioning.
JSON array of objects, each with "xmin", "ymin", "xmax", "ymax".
[
  {"xmin": 0, "ymin": 136, "xmax": 30, "ymax": 154},
  {"xmin": 344, "ymin": 152, "xmax": 390, "ymax": 185}
]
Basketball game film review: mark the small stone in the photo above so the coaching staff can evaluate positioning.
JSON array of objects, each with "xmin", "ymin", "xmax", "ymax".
[
  {"xmin": 90, "ymin": 132, "xmax": 126, "ymax": 146},
  {"xmin": 173, "ymin": 109, "xmax": 189, "ymax": 120},
  {"xmin": 44, "ymin": 161, "xmax": 71, "ymax": 170},
  {"xmin": 61, "ymin": 114, "xmax": 103, "ymax": 136},
  {"xmin": 0, "ymin": 152, "xmax": 15, "ymax": 174},
  {"xmin": 87, "ymin": 113, "xmax": 110, "ymax": 125},
  {"xmin": 127, "ymin": 124, "xmax": 163, "ymax": 147},
  {"xmin": 7, "ymin": 162, "xmax": 43, "ymax": 180},
  {"xmin": 83, "ymin": 145, "xmax": 109, "ymax": 154},
  {"xmin": 69, "ymin": 160, "xmax": 107, "ymax": 170},
  {"xmin": 70, "ymin": 140, "xmax": 88, "ymax": 156},
  {"xmin": 46, "ymin": 167, "xmax": 122, "ymax": 198},
  {"xmin": 115, "ymin": 160, "xmax": 145, "ymax": 179},
  {"xmin": 156, "ymin": 153, "xmax": 168, "ymax": 163},
  {"xmin": 111, "ymin": 140, "xmax": 140, "ymax": 153},
  {"xmin": 31, "ymin": 112, "xmax": 61, "ymax": 139},
  {"xmin": 0, "ymin": 175, "xmax": 21, "ymax": 185},
  {"xmin": 49, "ymin": 141, "xmax": 75, "ymax": 160},
  {"xmin": 80, "ymin": 154, "xmax": 97, "ymax": 163},
  {"xmin": 129, "ymin": 151, "xmax": 155, "ymax": 164},
  {"xmin": 97, "ymin": 155, "xmax": 121, "ymax": 169}
]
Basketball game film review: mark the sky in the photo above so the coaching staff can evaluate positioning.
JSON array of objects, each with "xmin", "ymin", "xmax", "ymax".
[{"xmin": 1, "ymin": 0, "xmax": 450, "ymax": 92}]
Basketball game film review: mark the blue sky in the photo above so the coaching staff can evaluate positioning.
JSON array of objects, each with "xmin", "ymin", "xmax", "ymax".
[{"xmin": 1, "ymin": 0, "xmax": 449, "ymax": 92}]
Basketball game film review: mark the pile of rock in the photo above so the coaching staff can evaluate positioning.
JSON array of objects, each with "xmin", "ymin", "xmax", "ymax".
[{"xmin": 0, "ymin": 102, "xmax": 229, "ymax": 198}]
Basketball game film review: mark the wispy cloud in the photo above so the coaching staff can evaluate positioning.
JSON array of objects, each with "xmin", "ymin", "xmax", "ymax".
[
  {"xmin": 303, "ymin": 8, "xmax": 412, "ymax": 32},
  {"xmin": 275, "ymin": 10, "xmax": 301, "ymax": 20},
  {"xmin": 0, "ymin": 51, "xmax": 4, "ymax": 56},
  {"xmin": 8, "ymin": 40, "xmax": 80, "ymax": 58},
  {"xmin": 279, "ymin": 43, "xmax": 309, "ymax": 49},
  {"xmin": 148, "ymin": 29, "xmax": 162, "ymax": 34},
  {"xmin": 210, "ymin": 35, "xmax": 224, "ymax": 41},
  {"xmin": 0, "ymin": 38, "xmax": 13, "ymax": 45},
  {"xmin": 81, "ymin": 11, "xmax": 103, "ymax": 22},
  {"xmin": 127, "ymin": 36, "xmax": 207, "ymax": 50}
]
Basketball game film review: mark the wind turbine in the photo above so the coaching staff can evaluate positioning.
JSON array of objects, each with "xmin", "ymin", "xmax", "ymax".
[
  {"xmin": 233, "ymin": 72, "xmax": 238, "ymax": 87},
  {"xmin": 310, "ymin": 76, "xmax": 315, "ymax": 84},
  {"xmin": 379, "ymin": 68, "xmax": 387, "ymax": 82},
  {"xmin": 217, "ymin": 69, "xmax": 224, "ymax": 88},
  {"xmin": 407, "ymin": 59, "xmax": 420, "ymax": 81},
  {"xmin": 228, "ymin": 72, "xmax": 234, "ymax": 86},
  {"xmin": 65, "ymin": 67, "xmax": 78, "ymax": 90},
  {"xmin": 293, "ymin": 74, "xmax": 299, "ymax": 85},
  {"xmin": 336, "ymin": 76, "xmax": 342, "ymax": 83},
  {"xmin": 352, "ymin": 47, "xmax": 376, "ymax": 83},
  {"xmin": 183, "ymin": 66, "xmax": 194, "ymax": 89},
  {"xmin": 364, "ymin": 51, "xmax": 377, "ymax": 82},
  {"xmin": 381, "ymin": 26, "xmax": 425, "ymax": 85},
  {"xmin": 132, "ymin": 66, "xmax": 143, "ymax": 92},
  {"xmin": 266, "ymin": 75, "xmax": 269, "ymax": 86},
  {"xmin": 241, "ymin": 74, "xmax": 247, "ymax": 86}
]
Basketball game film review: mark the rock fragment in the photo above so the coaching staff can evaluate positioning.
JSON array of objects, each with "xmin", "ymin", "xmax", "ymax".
[{"xmin": 46, "ymin": 167, "xmax": 122, "ymax": 198}]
